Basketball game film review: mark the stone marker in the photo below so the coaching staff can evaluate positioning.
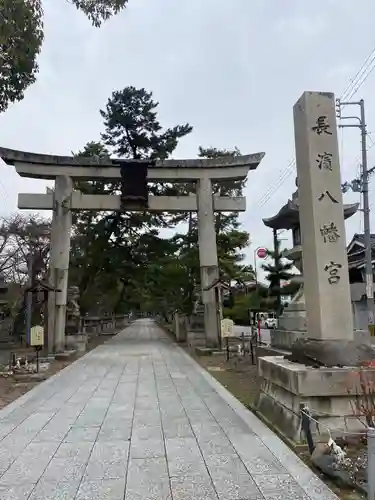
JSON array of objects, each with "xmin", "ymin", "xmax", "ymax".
[
  {"xmin": 289, "ymin": 91, "xmax": 375, "ymax": 366},
  {"xmin": 257, "ymin": 91, "xmax": 375, "ymax": 442},
  {"xmin": 294, "ymin": 91, "xmax": 353, "ymax": 341}
]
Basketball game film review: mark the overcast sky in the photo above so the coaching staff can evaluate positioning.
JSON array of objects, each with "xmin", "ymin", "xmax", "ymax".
[{"xmin": 1, "ymin": 0, "xmax": 375, "ymax": 278}]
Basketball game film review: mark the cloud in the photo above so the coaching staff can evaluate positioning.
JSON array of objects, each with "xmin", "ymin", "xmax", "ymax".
[
  {"xmin": 274, "ymin": 15, "xmax": 329, "ymax": 39},
  {"xmin": 0, "ymin": 0, "xmax": 375, "ymax": 282}
]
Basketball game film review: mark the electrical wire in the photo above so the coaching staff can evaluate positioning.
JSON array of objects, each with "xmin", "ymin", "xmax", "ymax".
[
  {"xmin": 248, "ymin": 43, "xmax": 375, "ymax": 215},
  {"xmin": 340, "ymin": 46, "xmax": 375, "ymax": 102},
  {"xmin": 252, "ymin": 159, "xmax": 296, "ymax": 211},
  {"xmin": 340, "ymin": 48, "xmax": 375, "ymax": 100}
]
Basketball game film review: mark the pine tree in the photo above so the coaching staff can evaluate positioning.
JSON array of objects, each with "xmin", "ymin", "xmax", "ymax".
[
  {"xmin": 262, "ymin": 240, "xmax": 294, "ymax": 314},
  {"xmin": 70, "ymin": 87, "xmax": 192, "ymax": 313}
]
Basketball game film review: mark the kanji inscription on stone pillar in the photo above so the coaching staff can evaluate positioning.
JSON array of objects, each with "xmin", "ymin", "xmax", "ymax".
[{"xmin": 293, "ymin": 91, "xmax": 353, "ymax": 340}]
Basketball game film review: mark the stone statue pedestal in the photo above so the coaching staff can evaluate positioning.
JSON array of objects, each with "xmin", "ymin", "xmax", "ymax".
[
  {"xmin": 187, "ymin": 313, "xmax": 206, "ymax": 348},
  {"xmin": 257, "ymin": 356, "xmax": 375, "ymax": 441}
]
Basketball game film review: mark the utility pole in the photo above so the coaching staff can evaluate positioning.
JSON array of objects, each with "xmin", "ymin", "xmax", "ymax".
[
  {"xmin": 337, "ymin": 98, "xmax": 374, "ymax": 326},
  {"xmin": 273, "ymin": 229, "xmax": 281, "ymax": 317}
]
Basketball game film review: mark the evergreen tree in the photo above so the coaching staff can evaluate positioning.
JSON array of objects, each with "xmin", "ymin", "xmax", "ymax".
[
  {"xmin": 70, "ymin": 87, "xmax": 192, "ymax": 313},
  {"xmin": 262, "ymin": 240, "xmax": 294, "ymax": 314}
]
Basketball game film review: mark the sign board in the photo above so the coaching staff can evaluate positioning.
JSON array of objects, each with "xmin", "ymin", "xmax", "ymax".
[
  {"xmin": 256, "ymin": 247, "xmax": 267, "ymax": 259},
  {"xmin": 30, "ymin": 325, "xmax": 44, "ymax": 347},
  {"xmin": 221, "ymin": 318, "xmax": 235, "ymax": 338}
]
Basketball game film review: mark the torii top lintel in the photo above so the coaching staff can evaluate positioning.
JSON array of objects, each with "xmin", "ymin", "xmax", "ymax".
[{"xmin": 0, "ymin": 147, "xmax": 265, "ymax": 181}]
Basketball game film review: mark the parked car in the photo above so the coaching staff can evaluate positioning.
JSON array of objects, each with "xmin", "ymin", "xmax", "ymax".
[{"xmin": 264, "ymin": 317, "xmax": 277, "ymax": 329}]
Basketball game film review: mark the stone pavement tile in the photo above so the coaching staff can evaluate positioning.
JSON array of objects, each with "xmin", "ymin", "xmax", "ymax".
[
  {"xmin": 216, "ymin": 413, "xmax": 255, "ymax": 434},
  {"xmin": 64, "ymin": 426, "xmax": 100, "ymax": 442},
  {"xmin": 197, "ymin": 432, "xmax": 237, "ymax": 457},
  {"xmin": 168, "ymin": 455, "xmax": 208, "ymax": 477},
  {"xmin": 251, "ymin": 432, "xmax": 338, "ymax": 500},
  {"xmin": 159, "ymin": 404, "xmax": 186, "ymax": 420},
  {"xmin": 133, "ymin": 409, "xmax": 161, "ymax": 427},
  {"xmin": 42, "ymin": 458, "xmax": 88, "ymax": 483},
  {"xmin": 50, "ymin": 405, "xmax": 84, "ymax": 422},
  {"xmin": 97, "ymin": 418, "xmax": 132, "ymax": 441},
  {"xmin": 165, "ymin": 437, "xmax": 201, "ymax": 458},
  {"xmin": 51, "ymin": 441, "xmax": 94, "ymax": 467},
  {"xmin": 33, "ymin": 419, "xmax": 72, "ymax": 442},
  {"xmin": 75, "ymin": 478, "xmax": 126, "ymax": 500},
  {"xmin": 125, "ymin": 457, "xmax": 171, "ymax": 500},
  {"xmin": 9, "ymin": 412, "xmax": 55, "ymax": 440},
  {"xmin": 74, "ymin": 410, "xmax": 107, "ymax": 428},
  {"xmin": 179, "ymin": 397, "xmax": 207, "ymax": 412},
  {"xmin": 130, "ymin": 436, "xmax": 165, "ymax": 458},
  {"xmin": 105, "ymin": 404, "xmax": 134, "ymax": 418},
  {"xmin": 205, "ymin": 454, "xmax": 263, "ymax": 500},
  {"xmin": 162, "ymin": 417, "xmax": 194, "ymax": 439},
  {"xmin": 253, "ymin": 474, "xmax": 310, "ymax": 499},
  {"xmin": 135, "ymin": 398, "xmax": 159, "ymax": 411},
  {"xmin": 28, "ymin": 479, "xmax": 81, "ymax": 500},
  {"xmin": 132, "ymin": 425, "xmax": 163, "ymax": 441},
  {"xmin": 88, "ymin": 398, "xmax": 113, "ymax": 409},
  {"xmin": 229, "ymin": 434, "xmax": 286, "ymax": 475},
  {"xmin": 190, "ymin": 420, "xmax": 223, "ymax": 438},
  {"xmin": 0, "ymin": 436, "xmax": 33, "ymax": 475},
  {"xmin": 0, "ymin": 483, "xmax": 35, "ymax": 500},
  {"xmin": 170, "ymin": 473, "xmax": 218, "ymax": 500},
  {"xmin": 204, "ymin": 453, "xmax": 251, "ymax": 474},
  {"xmin": 0, "ymin": 441, "xmax": 60, "ymax": 485},
  {"xmin": 184, "ymin": 409, "xmax": 217, "ymax": 425},
  {"xmin": 166, "ymin": 437, "xmax": 207, "ymax": 477},
  {"xmin": 0, "ymin": 424, "xmax": 14, "ymax": 442},
  {"xmin": 83, "ymin": 441, "xmax": 129, "ymax": 480}
]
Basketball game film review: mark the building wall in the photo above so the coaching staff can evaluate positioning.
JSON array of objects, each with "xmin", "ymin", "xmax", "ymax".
[{"xmin": 352, "ymin": 300, "xmax": 369, "ymax": 330}]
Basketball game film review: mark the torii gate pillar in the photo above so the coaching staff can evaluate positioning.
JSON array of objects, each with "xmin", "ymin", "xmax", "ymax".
[
  {"xmin": 197, "ymin": 177, "xmax": 220, "ymax": 347},
  {"xmin": 49, "ymin": 176, "xmax": 73, "ymax": 352}
]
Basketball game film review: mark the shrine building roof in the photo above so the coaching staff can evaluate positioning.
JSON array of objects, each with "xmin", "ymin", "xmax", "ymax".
[{"xmin": 262, "ymin": 199, "xmax": 359, "ymax": 230}]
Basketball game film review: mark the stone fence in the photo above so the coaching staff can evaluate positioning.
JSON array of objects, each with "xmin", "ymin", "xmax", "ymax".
[
  {"xmin": 79, "ymin": 315, "xmax": 130, "ymax": 334},
  {"xmin": 164, "ymin": 312, "xmax": 206, "ymax": 348},
  {"xmin": 65, "ymin": 314, "xmax": 130, "ymax": 352}
]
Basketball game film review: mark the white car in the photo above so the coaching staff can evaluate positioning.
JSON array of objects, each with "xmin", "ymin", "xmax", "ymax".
[{"xmin": 264, "ymin": 318, "xmax": 277, "ymax": 329}]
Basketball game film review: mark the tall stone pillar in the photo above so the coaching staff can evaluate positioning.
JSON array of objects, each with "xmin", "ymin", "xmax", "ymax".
[
  {"xmin": 197, "ymin": 177, "xmax": 220, "ymax": 348},
  {"xmin": 47, "ymin": 206, "xmax": 58, "ymax": 352},
  {"xmin": 52, "ymin": 176, "xmax": 73, "ymax": 352},
  {"xmin": 294, "ymin": 91, "xmax": 353, "ymax": 342}
]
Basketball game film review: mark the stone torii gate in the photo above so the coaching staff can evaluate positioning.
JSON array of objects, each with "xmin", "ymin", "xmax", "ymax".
[{"xmin": 0, "ymin": 148, "xmax": 264, "ymax": 352}]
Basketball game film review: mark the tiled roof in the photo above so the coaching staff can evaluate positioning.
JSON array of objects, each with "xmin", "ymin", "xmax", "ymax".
[{"xmin": 352, "ymin": 233, "xmax": 375, "ymax": 245}]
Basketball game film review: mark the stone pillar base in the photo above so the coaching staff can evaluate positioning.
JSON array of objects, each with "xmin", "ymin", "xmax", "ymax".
[
  {"xmin": 65, "ymin": 334, "xmax": 88, "ymax": 353},
  {"xmin": 287, "ymin": 336, "xmax": 375, "ymax": 367},
  {"xmin": 271, "ymin": 329, "xmax": 306, "ymax": 350},
  {"xmin": 187, "ymin": 330, "xmax": 206, "ymax": 349},
  {"xmin": 257, "ymin": 355, "xmax": 375, "ymax": 442}
]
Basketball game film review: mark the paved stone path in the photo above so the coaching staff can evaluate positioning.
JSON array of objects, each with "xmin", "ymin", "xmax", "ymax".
[{"xmin": 0, "ymin": 319, "xmax": 338, "ymax": 500}]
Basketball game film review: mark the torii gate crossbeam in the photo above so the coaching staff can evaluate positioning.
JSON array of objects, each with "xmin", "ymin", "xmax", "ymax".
[{"xmin": 1, "ymin": 148, "xmax": 265, "ymax": 352}]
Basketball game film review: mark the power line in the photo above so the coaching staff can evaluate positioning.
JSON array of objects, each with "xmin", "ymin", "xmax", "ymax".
[
  {"xmin": 249, "ymin": 43, "xmax": 375, "ymax": 215},
  {"xmin": 340, "ymin": 45, "xmax": 375, "ymax": 102},
  {"xmin": 251, "ymin": 160, "xmax": 295, "ymax": 211}
]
